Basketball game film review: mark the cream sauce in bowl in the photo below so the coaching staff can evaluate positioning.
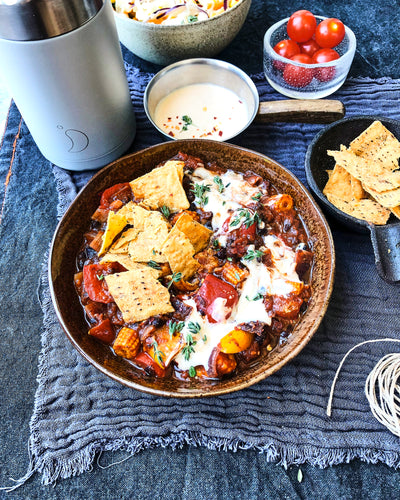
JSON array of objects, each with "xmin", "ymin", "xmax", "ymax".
[{"xmin": 153, "ymin": 83, "xmax": 249, "ymax": 140}]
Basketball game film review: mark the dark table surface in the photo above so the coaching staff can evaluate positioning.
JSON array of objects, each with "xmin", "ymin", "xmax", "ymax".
[{"xmin": 1, "ymin": 1, "xmax": 400, "ymax": 499}]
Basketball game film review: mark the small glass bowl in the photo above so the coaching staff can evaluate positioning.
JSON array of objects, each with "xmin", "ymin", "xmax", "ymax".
[{"xmin": 263, "ymin": 16, "xmax": 356, "ymax": 99}]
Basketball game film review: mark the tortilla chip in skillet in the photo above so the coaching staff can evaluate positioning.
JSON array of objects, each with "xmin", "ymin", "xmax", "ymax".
[{"xmin": 98, "ymin": 211, "xmax": 127, "ymax": 256}]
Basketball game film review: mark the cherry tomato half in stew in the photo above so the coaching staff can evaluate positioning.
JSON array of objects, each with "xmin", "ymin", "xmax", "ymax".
[
  {"xmin": 283, "ymin": 54, "xmax": 314, "ymax": 88},
  {"xmin": 312, "ymin": 48, "xmax": 340, "ymax": 81},
  {"xmin": 298, "ymin": 38, "xmax": 320, "ymax": 58},
  {"xmin": 195, "ymin": 274, "xmax": 239, "ymax": 323},
  {"xmin": 315, "ymin": 18, "xmax": 345, "ymax": 48},
  {"xmin": 83, "ymin": 262, "xmax": 125, "ymax": 303},
  {"xmin": 134, "ymin": 352, "xmax": 167, "ymax": 378},
  {"xmin": 273, "ymin": 39, "xmax": 300, "ymax": 70},
  {"xmin": 286, "ymin": 10, "xmax": 317, "ymax": 43},
  {"xmin": 99, "ymin": 182, "xmax": 131, "ymax": 209}
]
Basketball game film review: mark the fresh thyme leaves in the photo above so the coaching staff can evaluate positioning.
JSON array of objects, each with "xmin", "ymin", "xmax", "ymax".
[
  {"xmin": 229, "ymin": 208, "xmax": 260, "ymax": 229},
  {"xmin": 152, "ymin": 341, "xmax": 165, "ymax": 365},
  {"xmin": 187, "ymin": 15, "xmax": 198, "ymax": 23},
  {"xmin": 246, "ymin": 292, "xmax": 264, "ymax": 301},
  {"xmin": 182, "ymin": 333, "xmax": 197, "ymax": 361},
  {"xmin": 191, "ymin": 182, "xmax": 211, "ymax": 206},
  {"xmin": 213, "ymin": 239, "xmax": 219, "ymax": 248},
  {"xmin": 202, "ymin": 334, "xmax": 207, "ymax": 342},
  {"xmin": 188, "ymin": 366, "xmax": 196, "ymax": 377},
  {"xmin": 243, "ymin": 248, "xmax": 264, "ymax": 261},
  {"xmin": 188, "ymin": 321, "xmax": 201, "ymax": 335},
  {"xmin": 169, "ymin": 320, "xmax": 185, "ymax": 338},
  {"xmin": 181, "ymin": 115, "xmax": 193, "ymax": 131},
  {"xmin": 252, "ymin": 192, "xmax": 262, "ymax": 201},
  {"xmin": 96, "ymin": 273, "xmax": 104, "ymax": 281},
  {"xmin": 160, "ymin": 205, "xmax": 170, "ymax": 219},
  {"xmin": 148, "ymin": 260, "xmax": 162, "ymax": 270},
  {"xmin": 213, "ymin": 176, "xmax": 225, "ymax": 193},
  {"xmin": 167, "ymin": 271, "xmax": 183, "ymax": 289}
]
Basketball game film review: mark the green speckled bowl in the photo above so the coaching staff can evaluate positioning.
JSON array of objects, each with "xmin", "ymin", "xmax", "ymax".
[
  {"xmin": 113, "ymin": 0, "xmax": 252, "ymax": 65},
  {"xmin": 49, "ymin": 140, "xmax": 335, "ymax": 398}
]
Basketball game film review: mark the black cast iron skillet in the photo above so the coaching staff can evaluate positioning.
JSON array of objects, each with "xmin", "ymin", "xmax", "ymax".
[{"xmin": 305, "ymin": 115, "xmax": 400, "ymax": 284}]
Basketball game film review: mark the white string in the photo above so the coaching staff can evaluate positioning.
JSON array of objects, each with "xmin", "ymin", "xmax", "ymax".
[
  {"xmin": 365, "ymin": 353, "xmax": 400, "ymax": 437},
  {"xmin": 326, "ymin": 338, "xmax": 400, "ymax": 421}
]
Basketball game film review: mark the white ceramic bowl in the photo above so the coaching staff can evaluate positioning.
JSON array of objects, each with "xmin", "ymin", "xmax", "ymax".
[
  {"xmin": 263, "ymin": 15, "xmax": 356, "ymax": 99},
  {"xmin": 113, "ymin": 0, "xmax": 252, "ymax": 65}
]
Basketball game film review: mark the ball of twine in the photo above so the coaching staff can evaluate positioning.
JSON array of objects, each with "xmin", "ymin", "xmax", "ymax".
[
  {"xmin": 365, "ymin": 353, "xmax": 400, "ymax": 437},
  {"xmin": 327, "ymin": 339, "xmax": 400, "ymax": 436}
]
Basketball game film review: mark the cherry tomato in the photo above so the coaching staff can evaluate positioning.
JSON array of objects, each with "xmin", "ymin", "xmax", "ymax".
[
  {"xmin": 195, "ymin": 274, "xmax": 239, "ymax": 323},
  {"xmin": 83, "ymin": 262, "xmax": 125, "ymax": 303},
  {"xmin": 88, "ymin": 318, "xmax": 115, "ymax": 344},
  {"xmin": 311, "ymin": 48, "xmax": 340, "ymax": 81},
  {"xmin": 287, "ymin": 10, "xmax": 317, "ymax": 43},
  {"xmin": 99, "ymin": 182, "xmax": 131, "ymax": 209},
  {"xmin": 298, "ymin": 38, "xmax": 320, "ymax": 58},
  {"xmin": 315, "ymin": 18, "xmax": 345, "ymax": 48},
  {"xmin": 283, "ymin": 54, "xmax": 314, "ymax": 88},
  {"xmin": 273, "ymin": 39, "xmax": 300, "ymax": 70},
  {"xmin": 134, "ymin": 352, "xmax": 167, "ymax": 378}
]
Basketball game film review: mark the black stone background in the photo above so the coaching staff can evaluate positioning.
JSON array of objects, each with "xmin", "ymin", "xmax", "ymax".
[{"xmin": 1, "ymin": 0, "xmax": 400, "ymax": 498}]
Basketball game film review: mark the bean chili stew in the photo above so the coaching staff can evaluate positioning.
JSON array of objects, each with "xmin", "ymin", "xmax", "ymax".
[{"xmin": 74, "ymin": 152, "xmax": 314, "ymax": 381}]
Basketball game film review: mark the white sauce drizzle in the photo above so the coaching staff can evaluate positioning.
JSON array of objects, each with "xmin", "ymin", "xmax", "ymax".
[
  {"xmin": 154, "ymin": 84, "xmax": 249, "ymax": 140},
  {"xmin": 172, "ymin": 168, "xmax": 305, "ymax": 373}
]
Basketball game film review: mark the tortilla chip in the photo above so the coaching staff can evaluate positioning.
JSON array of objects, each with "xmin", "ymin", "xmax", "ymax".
[
  {"xmin": 323, "ymin": 164, "xmax": 354, "ymax": 202},
  {"xmin": 364, "ymin": 185, "xmax": 400, "ymax": 209},
  {"xmin": 129, "ymin": 161, "xmax": 190, "ymax": 212},
  {"xmin": 108, "ymin": 228, "xmax": 140, "ymax": 254},
  {"xmin": 161, "ymin": 226, "xmax": 199, "ymax": 280},
  {"xmin": 349, "ymin": 121, "xmax": 400, "ymax": 168},
  {"xmin": 391, "ymin": 206, "xmax": 400, "ymax": 220},
  {"xmin": 326, "ymin": 193, "xmax": 391, "ymax": 225},
  {"xmin": 350, "ymin": 175, "xmax": 366, "ymax": 201},
  {"xmin": 128, "ymin": 212, "xmax": 169, "ymax": 263},
  {"xmin": 328, "ymin": 149, "xmax": 400, "ymax": 192},
  {"xmin": 100, "ymin": 254, "xmax": 161, "ymax": 277},
  {"xmin": 174, "ymin": 212, "xmax": 213, "ymax": 254},
  {"xmin": 105, "ymin": 269, "xmax": 174, "ymax": 323},
  {"xmin": 98, "ymin": 211, "xmax": 127, "ymax": 256}
]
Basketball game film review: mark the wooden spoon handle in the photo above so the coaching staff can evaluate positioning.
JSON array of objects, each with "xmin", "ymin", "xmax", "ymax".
[{"xmin": 256, "ymin": 99, "xmax": 345, "ymax": 123}]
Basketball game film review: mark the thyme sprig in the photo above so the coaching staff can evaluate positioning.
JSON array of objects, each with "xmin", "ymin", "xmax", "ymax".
[
  {"xmin": 191, "ymin": 182, "xmax": 211, "ymax": 207},
  {"xmin": 169, "ymin": 320, "xmax": 185, "ymax": 338},
  {"xmin": 243, "ymin": 248, "xmax": 264, "ymax": 262},
  {"xmin": 160, "ymin": 205, "xmax": 170, "ymax": 219},
  {"xmin": 148, "ymin": 260, "xmax": 162, "ymax": 270},
  {"xmin": 152, "ymin": 341, "xmax": 165, "ymax": 365},
  {"xmin": 188, "ymin": 321, "xmax": 201, "ymax": 335},
  {"xmin": 182, "ymin": 333, "xmax": 197, "ymax": 361},
  {"xmin": 167, "ymin": 271, "xmax": 183, "ymax": 289},
  {"xmin": 213, "ymin": 176, "xmax": 225, "ymax": 193},
  {"xmin": 229, "ymin": 208, "xmax": 260, "ymax": 229}
]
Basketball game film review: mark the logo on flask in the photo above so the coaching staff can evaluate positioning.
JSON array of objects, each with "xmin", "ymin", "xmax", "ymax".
[{"xmin": 58, "ymin": 125, "xmax": 89, "ymax": 153}]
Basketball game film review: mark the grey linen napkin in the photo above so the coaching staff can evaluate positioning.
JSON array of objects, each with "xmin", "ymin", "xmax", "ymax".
[{"xmin": 26, "ymin": 69, "xmax": 400, "ymax": 484}]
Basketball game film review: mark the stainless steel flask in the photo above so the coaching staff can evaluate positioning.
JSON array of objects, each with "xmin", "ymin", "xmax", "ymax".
[{"xmin": 0, "ymin": 0, "xmax": 136, "ymax": 170}]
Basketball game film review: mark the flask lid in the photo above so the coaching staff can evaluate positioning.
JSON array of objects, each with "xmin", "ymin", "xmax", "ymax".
[{"xmin": 0, "ymin": 0, "xmax": 105, "ymax": 41}]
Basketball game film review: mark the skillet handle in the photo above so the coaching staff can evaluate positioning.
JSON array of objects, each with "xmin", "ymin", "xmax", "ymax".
[
  {"xmin": 256, "ymin": 99, "xmax": 345, "ymax": 124},
  {"xmin": 369, "ymin": 223, "xmax": 400, "ymax": 284}
]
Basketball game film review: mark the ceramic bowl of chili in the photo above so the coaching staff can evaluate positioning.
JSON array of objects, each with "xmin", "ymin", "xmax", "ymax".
[
  {"xmin": 49, "ymin": 140, "xmax": 335, "ymax": 398},
  {"xmin": 263, "ymin": 12, "xmax": 356, "ymax": 99}
]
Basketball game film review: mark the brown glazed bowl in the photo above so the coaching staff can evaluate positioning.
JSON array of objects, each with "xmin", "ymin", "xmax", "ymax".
[{"xmin": 49, "ymin": 140, "xmax": 335, "ymax": 398}]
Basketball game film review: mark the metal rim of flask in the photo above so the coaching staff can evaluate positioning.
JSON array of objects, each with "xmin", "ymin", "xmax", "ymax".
[{"xmin": 0, "ymin": 0, "xmax": 105, "ymax": 41}]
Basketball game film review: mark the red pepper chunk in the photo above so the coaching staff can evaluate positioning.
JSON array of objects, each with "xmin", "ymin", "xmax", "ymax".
[
  {"xmin": 99, "ymin": 182, "xmax": 131, "ymax": 209},
  {"xmin": 88, "ymin": 318, "xmax": 115, "ymax": 344},
  {"xmin": 134, "ymin": 352, "xmax": 167, "ymax": 378},
  {"xmin": 83, "ymin": 263, "xmax": 116, "ymax": 303},
  {"xmin": 195, "ymin": 274, "xmax": 239, "ymax": 323}
]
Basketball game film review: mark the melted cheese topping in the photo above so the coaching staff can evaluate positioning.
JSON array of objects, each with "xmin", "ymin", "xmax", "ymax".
[
  {"xmin": 189, "ymin": 168, "xmax": 260, "ymax": 237},
  {"xmin": 172, "ymin": 168, "xmax": 306, "ymax": 373}
]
